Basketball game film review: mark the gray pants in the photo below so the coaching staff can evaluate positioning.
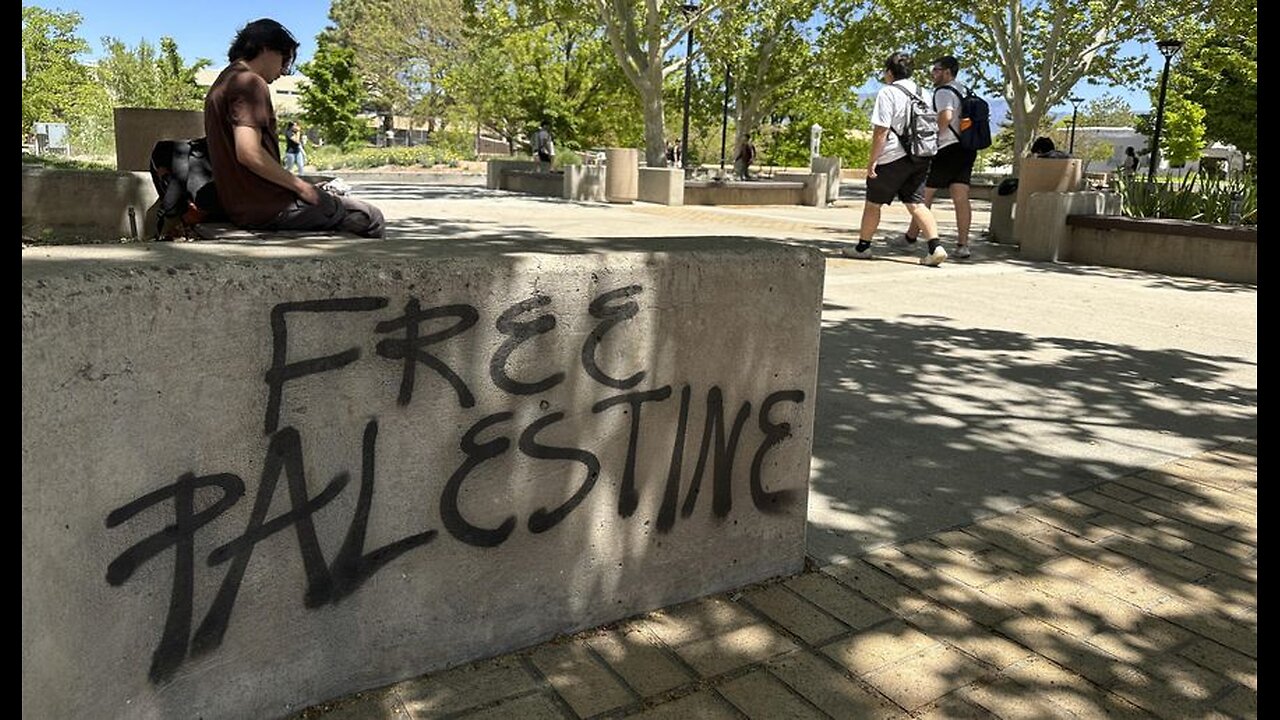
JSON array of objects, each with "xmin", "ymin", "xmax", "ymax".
[{"xmin": 257, "ymin": 191, "xmax": 385, "ymax": 238}]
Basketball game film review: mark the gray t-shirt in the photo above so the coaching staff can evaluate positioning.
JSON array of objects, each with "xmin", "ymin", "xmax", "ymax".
[{"xmin": 932, "ymin": 81, "xmax": 968, "ymax": 149}]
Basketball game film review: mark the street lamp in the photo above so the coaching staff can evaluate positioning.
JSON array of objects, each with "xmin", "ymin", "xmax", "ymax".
[
  {"xmin": 1068, "ymin": 96, "xmax": 1084, "ymax": 155},
  {"xmin": 1148, "ymin": 38, "xmax": 1184, "ymax": 183},
  {"xmin": 680, "ymin": 3, "xmax": 698, "ymax": 171}
]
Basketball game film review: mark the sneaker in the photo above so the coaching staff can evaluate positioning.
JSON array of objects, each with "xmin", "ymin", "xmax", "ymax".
[
  {"xmin": 888, "ymin": 233, "xmax": 918, "ymax": 248},
  {"xmin": 842, "ymin": 245, "xmax": 873, "ymax": 259},
  {"xmin": 954, "ymin": 244, "xmax": 972, "ymax": 259},
  {"xmin": 921, "ymin": 245, "xmax": 948, "ymax": 267}
]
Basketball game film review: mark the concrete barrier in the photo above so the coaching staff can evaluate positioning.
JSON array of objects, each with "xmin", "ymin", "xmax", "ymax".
[
  {"xmin": 485, "ymin": 159, "xmax": 539, "ymax": 189},
  {"xmin": 564, "ymin": 165, "xmax": 607, "ymax": 202},
  {"xmin": 638, "ymin": 167, "xmax": 684, "ymax": 206},
  {"xmin": 500, "ymin": 169, "xmax": 563, "ymax": 197},
  {"xmin": 1064, "ymin": 216, "xmax": 1257, "ymax": 284},
  {"xmin": 22, "ymin": 238, "xmax": 823, "ymax": 720},
  {"xmin": 1019, "ymin": 191, "xmax": 1120, "ymax": 262},
  {"xmin": 684, "ymin": 181, "xmax": 806, "ymax": 206},
  {"xmin": 1014, "ymin": 157, "xmax": 1083, "ymax": 244},
  {"xmin": 810, "ymin": 157, "xmax": 841, "ymax": 204},
  {"xmin": 774, "ymin": 173, "xmax": 829, "ymax": 208},
  {"xmin": 22, "ymin": 166, "xmax": 158, "ymax": 241},
  {"xmin": 114, "ymin": 107, "xmax": 206, "ymax": 172}
]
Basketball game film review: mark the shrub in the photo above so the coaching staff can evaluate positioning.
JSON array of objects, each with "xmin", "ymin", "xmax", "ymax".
[{"xmin": 1112, "ymin": 172, "xmax": 1256, "ymax": 226}]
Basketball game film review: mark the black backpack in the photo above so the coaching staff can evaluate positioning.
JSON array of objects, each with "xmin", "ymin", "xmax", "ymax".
[
  {"xmin": 937, "ymin": 85, "xmax": 992, "ymax": 151},
  {"xmin": 148, "ymin": 138, "xmax": 225, "ymax": 240}
]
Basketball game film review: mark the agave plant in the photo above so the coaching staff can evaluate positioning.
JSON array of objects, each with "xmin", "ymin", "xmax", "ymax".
[{"xmin": 1112, "ymin": 171, "xmax": 1257, "ymax": 226}]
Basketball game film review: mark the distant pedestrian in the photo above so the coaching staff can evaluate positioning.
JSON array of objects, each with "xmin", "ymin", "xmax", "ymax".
[
  {"xmin": 843, "ymin": 51, "xmax": 946, "ymax": 266},
  {"xmin": 531, "ymin": 121, "xmax": 556, "ymax": 172},
  {"xmin": 1029, "ymin": 136, "xmax": 1069, "ymax": 158},
  {"xmin": 734, "ymin": 137, "xmax": 756, "ymax": 180},
  {"xmin": 283, "ymin": 121, "xmax": 306, "ymax": 174},
  {"xmin": 1123, "ymin": 146, "xmax": 1140, "ymax": 175}
]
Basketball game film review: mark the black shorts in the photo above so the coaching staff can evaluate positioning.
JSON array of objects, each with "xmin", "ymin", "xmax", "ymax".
[
  {"xmin": 537, "ymin": 150, "xmax": 553, "ymax": 162},
  {"xmin": 926, "ymin": 143, "xmax": 977, "ymax": 188},
  {"xmin": 866, "ymin": 155, "xmax": 931, "ymax": 205}
]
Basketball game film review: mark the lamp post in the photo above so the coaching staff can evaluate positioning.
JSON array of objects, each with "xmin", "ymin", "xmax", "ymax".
[
  {"xmin": 680, "ymin": 3, "xmax": 698, "ymax": 171},
  {"xmin": 1148, "ymin": 38, "xmax": 1183, "ymax": 183},
  {"xmin": 1068, "ymin": 96, "xmax": 1084, "ymax": 155}
]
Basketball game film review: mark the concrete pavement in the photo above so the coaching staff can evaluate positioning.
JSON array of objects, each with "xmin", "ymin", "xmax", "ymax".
[{"xmin": 42, "ymin": 177, "xmax": 1250, "ymax": 719}]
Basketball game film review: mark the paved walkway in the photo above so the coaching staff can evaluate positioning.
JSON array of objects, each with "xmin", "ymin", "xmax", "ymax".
[
  {"xmin": 122, "ymin": 178, "xmax": 1253, "ymax": 720},
  {"xmin": 297, "ymin": 442, "xmax": 1255, "ymax": 719}
]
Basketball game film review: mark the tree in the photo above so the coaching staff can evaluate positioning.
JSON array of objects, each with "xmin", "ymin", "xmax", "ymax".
[
  {"xmin": 326, "ymin": 0, "xmax": 467, "ymax": 132},
  {"xmin": 877, "ymin": 0, "xmax": 1180, "ymax": 173},
  {"xmin": 96, "ymin": 36, "xmax": 208, "ymax": 109},
  {"xmin": 299, "ymin": 35, "xmax": 370, "ymax": 148},
  {"xmin": 1077, "ymin": 93, "xmax": 1137, "ymax": 128},
  {"xmin": 589, "ymin": 0, "xmax": 719, "ymax": 166},
  {"xmin": 21, "ymin": 7, "xmax": 105, "ymax": 139},
  {"xmin": 1164, "ymin": 0, "xmax": 1256, "ymax": 160}
]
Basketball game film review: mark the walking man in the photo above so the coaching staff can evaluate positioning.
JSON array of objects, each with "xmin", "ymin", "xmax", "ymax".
[
  {"xmin": 844, "ymin": 52, "xmax": 946, "ymax": 266},
  {"xmin": 904, "ymin": 55, "xmax": 976, "ymax": 259},
  {"xmin": 204, "ymin": 18, "xmax": 384, "ymax": 237}
]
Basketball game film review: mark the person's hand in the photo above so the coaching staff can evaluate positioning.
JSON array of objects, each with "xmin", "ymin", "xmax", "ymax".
[
  {"xmin": 866, "ymin": 164, "xmax": 877, "ymax": 180},
  {"xmin": 297, "ymin": 182, "xmax": 322, "ymax": 205}
]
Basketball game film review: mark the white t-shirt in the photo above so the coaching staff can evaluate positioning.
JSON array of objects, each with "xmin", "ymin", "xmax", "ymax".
[
  {"xmin": 870, "ymin": 79, "xmax": 922, "ymax": 165},
  {"xmin": 932, "ymin": 80, "xmax": 968, "ymax": 149}
]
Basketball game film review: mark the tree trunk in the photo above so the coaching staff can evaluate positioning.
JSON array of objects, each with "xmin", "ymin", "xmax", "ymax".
[{"xmin": 640, "ymin": 74, "xmax": 667, "ymax": 167}]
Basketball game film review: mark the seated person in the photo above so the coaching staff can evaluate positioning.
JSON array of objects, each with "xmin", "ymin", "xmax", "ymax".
[
  {"xmin": 204, "ymin": 18, "xmax": 384, "ymax": 237},
  {"xmin": 1029, "ymin": 136, "xmax": 1070, "ymax": 159}
]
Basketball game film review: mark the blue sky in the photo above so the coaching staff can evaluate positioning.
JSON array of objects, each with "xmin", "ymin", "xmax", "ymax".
[{"xmin": 30, "ymin": 0, "xmax": 1159, "ymax": 115}]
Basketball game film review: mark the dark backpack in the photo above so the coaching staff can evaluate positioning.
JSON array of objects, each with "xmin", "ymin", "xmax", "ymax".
[
  {"xmin": 887, "ymin": 84, "xmax": 938, "ymax": 158},
  {"xmin": 148, "ymin": 138, "xmax": 225, "ymax": 240},
  {"xmin": 937, "ymin": 85, "xmax": 992, "ymax": 151}
]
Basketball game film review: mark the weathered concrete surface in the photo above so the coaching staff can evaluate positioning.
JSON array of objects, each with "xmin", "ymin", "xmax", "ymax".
[
  {"xmin": 1065, "ymin": 216, "xmax": 1257, "ymax": 283},
  {"xmin": 604, "ymin": 148, "xmax": 639, "ymax": 203},
  {"xmin": 638, "ymin": 167, "xmax": 684, "ymax": 206},
  {"xmin": 685, "ymin": 181, "xmax": 807, "ymax": 206},
  {"xmin": 564, "ymin": 165, "xmax": 607, "ymax": 201},
  {"xmin": 1019, "ymin": 191, "xmax": 1120, "ymax": 261},
  {"xmin": 21, "ymin": 167, "xmax": 157, "ymax": 241},
  {"xmin": 114, "ymin": 107, "xmax": 205, "ymax": 172},
  {"xmin": 21, "ymin": 238, "xmax": 823, "ymax": 720}
]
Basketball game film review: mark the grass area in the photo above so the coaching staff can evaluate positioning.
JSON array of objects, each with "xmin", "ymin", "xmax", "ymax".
[{"xmin": 22, "ymin": 152, "xmax": 115, "ymax": 171}]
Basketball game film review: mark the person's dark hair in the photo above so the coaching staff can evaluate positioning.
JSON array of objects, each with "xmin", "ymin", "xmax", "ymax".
[
  {"xmin": 932, "ymin": 55, "xmax": 959, "ymax": 76},
  {"xmin": 1125, "ymin": 146, "xmax": 1136, "ymax": 155},
  {"xmin": 1030, "ymin": 136, "xmax": 1056, "ymax": 155},
  {"xmin": 884, "ymin": 52, "xmax": 913, "ymax": 81},
  {"xmin": 227, "ymin": 18, "xmax": 299, "ymax": 70}
]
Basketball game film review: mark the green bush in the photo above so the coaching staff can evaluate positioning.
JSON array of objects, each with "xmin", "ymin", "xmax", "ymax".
[
  {"xmin": 1113, "ymin": 172, "xmax": 1257, "ymax": 226},
  {"xmin": 306, "ymin": 143, "xmax": 468, "ymax": 171}
]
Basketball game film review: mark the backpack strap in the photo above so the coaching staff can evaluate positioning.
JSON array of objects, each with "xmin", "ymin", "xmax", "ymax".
[
  {"xmin": 935, "ymin": 85, "xmax": 964, "ymax": 134},
  {"xmin": 886, "ymin": 83, "xmax": 921, "ymax": 149}
]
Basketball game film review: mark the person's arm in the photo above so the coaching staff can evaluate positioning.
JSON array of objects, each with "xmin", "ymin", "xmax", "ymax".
[
  {"xmin": 867, "ymin": 126, "xmax": 888, "ymax": 178},
  {"xmin": 233, "ymin": 125, "xmax": 320, "ymax": 204},
  {"xmin": 937, "ymin": 108, "xmax": 955, "ymax": 134}
]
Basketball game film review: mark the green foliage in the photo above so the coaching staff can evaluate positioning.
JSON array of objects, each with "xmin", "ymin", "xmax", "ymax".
[
  {"xmin": 1165, "ymin": 15, "xmax": 1256, "ymax": 159},
  {"xmin": 1078, "ymin": 94, "xmax": 1137, "ymax": 128},
  {"xmin": 21, "ymin": 7, "xmax": 105, "ymax": 138},
  {"xmin": 299, "ymin": 36, "xmax": 371, "ymax": 149},
  {"xmin": 305, "ymin": 143, "xmax": 467, "ymax": 170},
  {"xmin": 96, "ymin": 36, "xmax": 209, "ymax": 109},
  {"xmin": 1113, "ymin": 171, "xmax": 1256, "ymax": 225},
  {"xmin": 20, "ymin": 151, "xmax": 114, "ymax": 171}
]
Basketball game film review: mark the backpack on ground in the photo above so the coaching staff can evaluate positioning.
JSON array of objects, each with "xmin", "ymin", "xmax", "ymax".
[
  {"xmin": 148, "ymin": 138, "xmax": 225, "ymax": 241},
  {"xmin": 888, "ymin": 84, "xmax": 938, "ymax": 158},
  {"xmin": 937, "ymin": 85, "xmax": 992, "ymax": 151}
]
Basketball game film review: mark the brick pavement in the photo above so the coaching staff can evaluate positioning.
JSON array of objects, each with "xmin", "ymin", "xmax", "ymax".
[{"xmin": 296, "ymin": 439, "xmax": 1256, "ymax": 720}]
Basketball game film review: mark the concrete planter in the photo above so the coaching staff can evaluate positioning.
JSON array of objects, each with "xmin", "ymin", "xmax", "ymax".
[
  {"xmin": 604, "ymin": 148, "xmax": 639, "ymax": 203},
  {"xmin": 1064, "ymin": 215, "xmax": 1257, "ymax": 284}
]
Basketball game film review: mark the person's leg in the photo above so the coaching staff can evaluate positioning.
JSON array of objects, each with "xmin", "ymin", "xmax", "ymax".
[
  {"xmin": 900, "ymin": 158, "xmax": 946, "ymax": 266},
  {"xmin": 337, "ymin": 196, "xmax": 386, "ymax": 238},
  {"xmin": 904, "ymin": 186, "xmax": 938, "ymax": 242},
  {"xmin": 950, "ymin": 182, "xmax": 972, "ymax": 254}
]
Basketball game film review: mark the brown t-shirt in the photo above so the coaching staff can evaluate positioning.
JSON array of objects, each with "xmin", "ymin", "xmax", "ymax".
[{"xmin": 203, "ymin": 63, "xmax": 295, "ymax": 226}]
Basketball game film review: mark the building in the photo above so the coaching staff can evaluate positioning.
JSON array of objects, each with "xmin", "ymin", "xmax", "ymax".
[{"xmin": 195, "ymin": 67, "xmax": 307, "ymax": 115}]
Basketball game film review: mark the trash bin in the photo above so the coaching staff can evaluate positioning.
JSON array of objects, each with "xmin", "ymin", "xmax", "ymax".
[
  {"xmin": 604, "ymin": 148, "xmax": 639, "ymax": 203},
  {"xmin": 1013, "ymin": 157, "xmax": 1083, "ymax": 245},
  {"xmin": 989, "ymin": 178, "xmax": 1017, "ymax": 244}
]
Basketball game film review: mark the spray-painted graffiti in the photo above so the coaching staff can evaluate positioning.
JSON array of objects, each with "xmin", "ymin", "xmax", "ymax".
[{"xmin": 105, "ymin": 285, "xmax": 808, "ymax": 683}]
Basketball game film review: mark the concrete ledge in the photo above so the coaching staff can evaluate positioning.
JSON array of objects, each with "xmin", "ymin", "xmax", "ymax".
[
  {"xmin": 22, "ymin": 166, "xmax": 157, "ymax": 241},
  {"xmin": 486, "ymin": 159, "xmax": 539, "ymax": 189},
  {"xmin": 1064, "ymin": 215, "xmax": 1257, "ymax": 284},
  {"xmin": 500, "ymin": 169, "xmax": 563, "ymax": 197},
  {"xmin": 638, "ymin": 167, "xmax": 684, "ymax": 206},
  {"xmin": 774, "ymin": 173, "xmax": 828, "ymax": 208},
  {"xmin": 22, "ymin": 239, "xmax": 823, "ymax": 720},
  {"xmin": 684, "ymin": 181, "xmax": 807, "ymax": 206},
  {"xmin": 810, "ymin": 157, "xmax": 841, "ymax": 204}
]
